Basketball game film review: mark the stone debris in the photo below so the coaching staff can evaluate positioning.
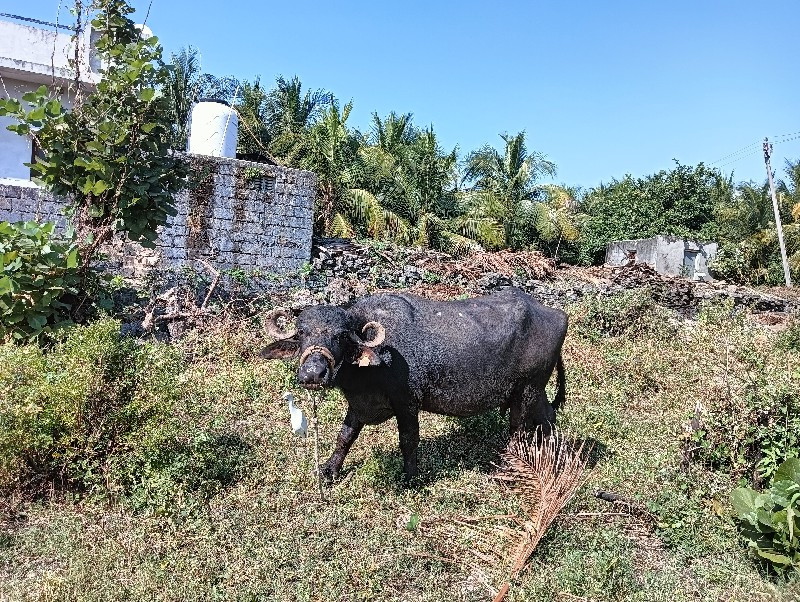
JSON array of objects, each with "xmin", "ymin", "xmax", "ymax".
[
  {"xmin": 303, "ymin": 239, "xmax": 799, "ymax": 315},
  {"xmin": 305, "ymin": 239, "xmax": 555, "ymax": 305},
  {"xmin": 134, "ymin": 238, "xmax": 798, "ymax": 339}
]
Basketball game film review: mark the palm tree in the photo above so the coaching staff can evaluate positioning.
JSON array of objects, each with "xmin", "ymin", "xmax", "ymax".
[
  {"xmin": 527, "ymin": 184, "xmax": 583, "ymax": 260},
  {"xmin": 265, "ymin": 75, "xmax": 332, "ymax": 160},
  {"xmin": 716, "ymin": 175, "xmax": 800, "ymax": 284},
  {"xmin": 354, "ymin": 112, "xmax": 416, "ymax": 214},
  {"xmin": 402, "ymin": 127, "xmax": 499, "ymax": 254},
  {"xmin": 357, "ymin": 119, "xmax": 495, "ymax": 254},
  {"xmin": 234, "ymin": 78, "xmax": 271, "ymax": 158},
  {"xmin": 465, "ymin": 132, "xmax": 557, "ymax": 248},
  {"xmin": 163, "ymin": 46, "xmax": 202, "ymax": 148},
  {"xmin": 302, "ymin": 100, "xmax": 363, "ymax": 234},
  {"xmin": 371, "ymin": 112, "xmax": 416, "ymax": 155},
  {"xmin": 780, "ymin": 159, "xmax": 800, "ymax": 278}
]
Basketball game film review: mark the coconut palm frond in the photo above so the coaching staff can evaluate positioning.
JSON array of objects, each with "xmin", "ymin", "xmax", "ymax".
[
  {"xmin": 329, "ymin": 212, "xmax": 355, "ymax": 238},
  {"xmin": 347, "ymin": 188, "xmax": 413, "ymax": 243},
  {"xmin": 437, "ymin": 229, "xmax": 483, "ymax": 257},
  {"xmin": 383, "ymin": 208, "xmax": 413, "ymax": 245},
  {"xmin": 491, "ymin": 429, "xmax": 592, "ymax": 600},
  {"xmin": 464, "ymin": 132, "xmax": 558, "ymax": 249},
  {"xmin": 451, "ymin": 215, "xmax": 505, "ymax": 250},
  {"xmin": 347, "ymin": 188, "xmax": 382, "ymax": 234}
]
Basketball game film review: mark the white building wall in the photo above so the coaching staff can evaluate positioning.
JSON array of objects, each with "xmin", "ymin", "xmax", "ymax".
[
  {"xmin": 0, "ymin": 76, "xmax": 83, "ymax": 183},
  {"xmin": 0, "ymin": 19, "xmax": 99, "ymax": 86},
  {"xmin": 1, "ymin": 77, "xmax": 36, "ymax": 181},
  {"xmin": 0, "ymin": 18, "xmax": 99, "ymax": 182}
]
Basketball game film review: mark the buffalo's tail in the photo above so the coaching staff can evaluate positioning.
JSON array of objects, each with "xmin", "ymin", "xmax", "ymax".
[{"xmin": 553, "ymin": 355, "xmax": 566, "ymax": 411}]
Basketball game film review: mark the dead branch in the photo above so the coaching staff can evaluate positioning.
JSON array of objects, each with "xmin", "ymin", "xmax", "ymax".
[
  {"xmin": 141, "ymin": 260, "xmax": 221, "ymax": 334},
  {"xmin": 593, "ymin": 489, "xmax": 656, "ymax": 523},
  {"xmin": 197, "ymin": 259, "xmax": 221, "ymax": 311}
]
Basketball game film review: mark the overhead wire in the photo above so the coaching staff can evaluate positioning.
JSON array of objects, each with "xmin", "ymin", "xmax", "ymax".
[
  {"xmin": 772, "ymin": 130, "xmax": 800, "ymax": 142},
  {"xmin": 708, "ymin": 129, "xmax": 799, "ymax": 172},
  {"xmin": 773, "ymin": 133, "xmax": 800, "ymax": 146},
  {"xmin": 709, "ymin": 141, "xmax": 760, "ymax": 165},
  {"xmin": 0, "ymin": 12, "xmax": 74, "ymax": 30},
  {"xmin": 717, "ymin": 148, "xmax": 763, "ymax": 169}
]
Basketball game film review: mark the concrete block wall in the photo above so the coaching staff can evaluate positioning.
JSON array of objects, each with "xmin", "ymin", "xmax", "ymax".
[
  {"xmin": 0, "ymin": 182, "xmax": 67, "ymax": 227},
  {"xmin": 0, "ymin": 154, "xmax": 316, "ymax": 283}
]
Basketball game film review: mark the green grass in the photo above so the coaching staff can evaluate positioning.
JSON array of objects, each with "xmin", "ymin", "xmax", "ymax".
[{"xmin": 1, "ymin": 299, "xmax": 799, "ymax": 601}]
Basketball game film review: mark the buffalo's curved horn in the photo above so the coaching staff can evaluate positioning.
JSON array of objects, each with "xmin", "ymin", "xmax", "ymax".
[
  {"xmin": 264, "ymin": 308, "xmax": 297, "ymax": 340},
  {"xmin": 361, "ymin": 321, "xmax": 385, "ymax": 347}
]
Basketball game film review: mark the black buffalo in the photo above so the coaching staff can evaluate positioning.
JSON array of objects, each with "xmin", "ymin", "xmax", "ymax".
[{"xmin": 261, "ymin": 287, "xmax": 568, "ymax": 482}]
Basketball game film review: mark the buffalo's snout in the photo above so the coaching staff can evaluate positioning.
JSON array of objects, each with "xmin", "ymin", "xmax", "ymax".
[{"xmin": 298, "ymin": 353, "xmax": 331, "ymax": 388}]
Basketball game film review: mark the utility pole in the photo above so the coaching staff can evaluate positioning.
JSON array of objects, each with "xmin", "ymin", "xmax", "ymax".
[{"xmin": 763, "ymin": 138, "xmax": 792, "ymax": 287}]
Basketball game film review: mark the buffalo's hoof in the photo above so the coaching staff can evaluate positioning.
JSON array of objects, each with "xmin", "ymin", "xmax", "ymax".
[
  {"xmin": 318, "ymin": 462, "xmax": 339, "ymax": 486},
  {"xmin": 403, "ymin": 468, "xmax": 420, "ymax": 487}
]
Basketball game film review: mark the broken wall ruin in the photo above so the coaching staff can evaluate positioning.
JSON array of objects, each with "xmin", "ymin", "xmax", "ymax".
[{"xmin": 606, "ymin": 235, "xmax": 717, "ymax": 280}]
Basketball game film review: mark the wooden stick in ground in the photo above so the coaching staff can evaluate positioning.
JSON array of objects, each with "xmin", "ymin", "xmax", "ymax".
[
  {"xmin": 309, "ymin": 391, "xmax": 324, "ymax": 502},
  {"xmin": 197, "ymin": 258, "xmax": 221, "ymax": 311}
]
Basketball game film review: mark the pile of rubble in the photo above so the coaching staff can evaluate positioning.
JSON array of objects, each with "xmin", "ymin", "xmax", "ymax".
[
  {"xmin": 303, "ymin": 239, "xmax": 556, "ymax": 305},
  {"xmin": 546, "ymin": 263, "xmax": 797, "ymax": 315},
  {"xmin": 136, "ymin": 239, "xmax": 797, "ymax": 339},
  {"xmin": 297, "ymin": 238, "xmax": 798, "ymax": 315}
]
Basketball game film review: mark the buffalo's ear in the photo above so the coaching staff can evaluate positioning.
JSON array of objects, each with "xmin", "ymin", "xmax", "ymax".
[
  {"xmin": 260, "ymin": 338, "xmax": 300, "ymax": 360},
  {"xmin": 352, "ymin": 347, "xmax": 381, "ymax": 367}
]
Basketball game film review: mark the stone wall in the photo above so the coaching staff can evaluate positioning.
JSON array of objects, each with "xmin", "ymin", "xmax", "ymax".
[
  {"xmin": 0, "ymin": 154, "xmax": 316, "ymax": 282},
  {"xmin": 0, "ymin": 181, "xmax": 66, "ymax": 226}
]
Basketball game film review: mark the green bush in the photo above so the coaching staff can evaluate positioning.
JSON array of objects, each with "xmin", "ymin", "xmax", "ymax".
[
  {"xmin": 0, "ymin": 221, "xmax": 80, "ymax": 341},
  {"xmin": 569, "ymin": 289, "xmax": 674, "ymax": 340},
  {"xmin": 687, "ymin": 306, "xmax": 800, "ymax": 484},
  {"xmin": 731, "ymin": 458, "xmax": 800, "ymax": 575},
  {"xmin": 0, "ymin": 318, "xmax": 247, "ymax": 510},
  {"xmin": 776, "ymin": 318, "xmax": 800, "ymax": 352},
  {"xmin": 688, "ymin": 346, "xmax": 799, "ymax": 483}
]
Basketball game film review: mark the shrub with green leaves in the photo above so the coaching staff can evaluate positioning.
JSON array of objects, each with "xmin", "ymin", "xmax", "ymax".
[
  {"xmin": 0, "ymin": 318, "xmax": 246, "ymax": 510},
  {"xmin": 0, "ymin": 221, "xmax": 80, "ymax": 341},
  {"xmin": 569, "ymin": 289, "xmax": 674, "ymax": 340},
  {"xmin": 731, "ymin": 458, "xmax": 800, "ymax": 574},
  {"xmin": 776, "ymin": 317, "xmax": 800, "ymax": 352},
  {"xmin": 688, "ymin": 326, "xmax": 800, "ymax": 483}
]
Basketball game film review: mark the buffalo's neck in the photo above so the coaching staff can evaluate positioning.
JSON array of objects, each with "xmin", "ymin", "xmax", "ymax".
[{"xmin": 333, "ymin": 363, "xmax": 398, "ymax": 425}]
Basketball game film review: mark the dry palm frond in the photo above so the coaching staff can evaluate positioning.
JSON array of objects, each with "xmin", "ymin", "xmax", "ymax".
[
  {"xmin": 492, "ymin": 429, "xmax": 593, "ymax": 601},
  {"xmin": 418, "ymin": 513, "xmax": 523, "ymax": 573},
  {"xmin": 416, "ymin": 429, "xmax": 592, "ymax": 602}
]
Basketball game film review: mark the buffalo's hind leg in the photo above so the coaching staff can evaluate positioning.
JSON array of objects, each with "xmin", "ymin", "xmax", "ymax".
[
  {"xmin": 320, "ymin": 409, "xmax": 364, "ymax": 484},
  {"xmin": 512, "ymin": 385, "xmax": 555, "ymax": 438}
]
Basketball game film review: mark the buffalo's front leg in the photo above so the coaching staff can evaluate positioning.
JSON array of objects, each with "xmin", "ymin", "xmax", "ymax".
[
  {"xmin": 395, "ymin": 411, "xmax": 420, "ymax": 482},
  {"xmin": 320, "ymin": 409, "xmax": 363, "ymax": 484}
]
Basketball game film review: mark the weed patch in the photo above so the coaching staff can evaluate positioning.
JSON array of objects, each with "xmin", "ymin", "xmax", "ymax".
[
  {"xmin": 3, "ymin": 304, "xmax": 800, "ymax": 599},
  {"xmin": 0, "ymin": 319, "xmax": 250, "ymax": 514},
  {"xmin": 569, "ymin": 289, "xmax": 677, "ymax": 341}
]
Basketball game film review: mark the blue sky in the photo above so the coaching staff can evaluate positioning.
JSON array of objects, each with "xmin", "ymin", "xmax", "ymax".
[{"xmin": 4, "ymin": 0, "xmax": 799, "ymax": 189}]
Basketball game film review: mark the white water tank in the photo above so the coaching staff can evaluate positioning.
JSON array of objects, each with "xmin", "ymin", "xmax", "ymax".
[
  {"xmin": 187, "ymin": 99, "xmax": 238, "ymax": 158},
  {"xmin": 134, "ymin": 24, "xmax": 153, "ymax": 39}
]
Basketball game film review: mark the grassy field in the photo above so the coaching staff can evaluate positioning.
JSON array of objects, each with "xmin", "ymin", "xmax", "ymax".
[{"xmin": 1, "ymin": 293, "xmax": 799, "ymax": 601}]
